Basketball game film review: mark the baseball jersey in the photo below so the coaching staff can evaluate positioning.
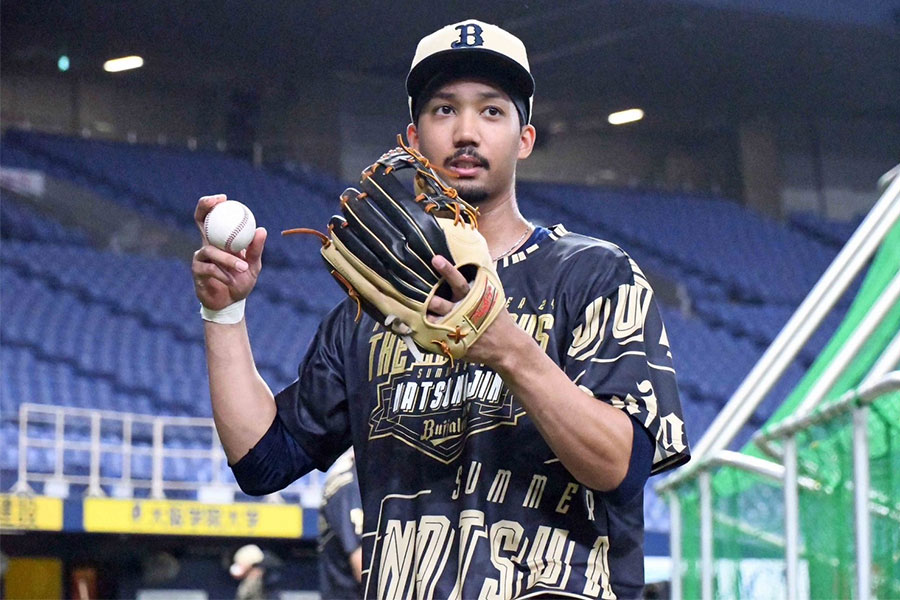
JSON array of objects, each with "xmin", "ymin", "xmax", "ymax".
[
  {"xmin": 276, "ymin": 224, "xmax": 690, "ymax": 599},
  {"xmin": 318, "ymin": 450, "xmax": 364, "ymax": 599}
]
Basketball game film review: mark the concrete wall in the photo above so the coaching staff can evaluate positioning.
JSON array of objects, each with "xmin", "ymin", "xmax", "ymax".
[
  {"xmin": 1, "ymin": 73, "xmax": 215, "ymax": 143},
  {"xmin": 778, "ymin": 116, "xmax": 900, "ymax": 221}
]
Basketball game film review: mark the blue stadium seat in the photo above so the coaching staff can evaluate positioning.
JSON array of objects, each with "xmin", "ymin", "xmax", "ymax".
[{"xmin": 0, "ymin": 201, "xmax": 89, "ymax": 246}]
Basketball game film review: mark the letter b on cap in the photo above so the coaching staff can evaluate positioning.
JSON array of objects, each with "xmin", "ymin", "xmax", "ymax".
[{"xmin": 451, "ymin": 23, "xmax": 484, "ymax": 48}]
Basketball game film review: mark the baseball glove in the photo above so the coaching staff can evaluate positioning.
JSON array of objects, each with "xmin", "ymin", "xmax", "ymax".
[{"xmin": 283, "ymin": 135, "xmax": 505, "ymax": 363}]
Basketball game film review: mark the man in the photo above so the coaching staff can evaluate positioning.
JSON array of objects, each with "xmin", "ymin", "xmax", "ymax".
[
  {"xmin": 318, "ymin": 448, "xmax": 364, "ymax": 599},
  {"xmin": 230, "ymin": 544, "xmax": 267, "ymax": 600},
  {"xmin": 192, "ymin": 19, "xmax": 689, "ymax": 598}
]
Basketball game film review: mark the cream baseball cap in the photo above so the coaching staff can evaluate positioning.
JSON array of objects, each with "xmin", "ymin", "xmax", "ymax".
[
  {"xmin": 407, "ymin": 19, "xmax": 534, "ymax": 124},
  {"xmin": 230, "ymin": 544, "xmax": 264, "ymax": 577}
]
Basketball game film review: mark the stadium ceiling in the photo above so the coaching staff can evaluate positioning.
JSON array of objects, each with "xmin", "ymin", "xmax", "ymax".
[{"xmin": 3, "ymin": 0, "xmax": 899, "ymax": 127}]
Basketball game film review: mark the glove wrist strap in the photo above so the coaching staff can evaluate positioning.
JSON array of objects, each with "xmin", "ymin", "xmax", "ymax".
[{"xmin": 200, "ymin": 299, "xmax": 246, "ymax": 324}]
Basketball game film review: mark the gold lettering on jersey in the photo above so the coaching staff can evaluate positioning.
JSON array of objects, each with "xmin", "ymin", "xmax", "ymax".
[
  {"xmin": 555, "ymin": 482, "xmax": 580, "ymax": 514},
  {"xmin": 522, "ymin": 474, "xmax": 548, "ymax": 509},
  {"xmin": 370, "ymin": 510, "xmax": 586, "ymax": 600},
  {"xmin": 568, "ymin": 297, "xmax": 611, "ymax": 361},
  {"xmin": 446, "ymin": 460, "xmax": 598, "ymax": 523},
  {"xmin": 447, "ymin": 510, "xmax": 489, "ymax": 600},
  {"xmin": 535, "ymin": 314, "xmax": 553, "ymax": 350},
  {"xmin": 378, "ymin": 519, "xmax": 417, "ymax": 598},
  {"xmin": 391, "ymin": 338, "xmax": 409, "ymax": 374},
  {"xmin": 481, "ymin": 520, "xmax": 526, "ymax": 599},
  {"xmin": 613, "ymin": 267, "xmax": 652, "ymax": 345},
  {"xmin": 525, "ymin": 526, "xmax": 574, "ymax": 590},
  {"xmin": 510, "ymin": 312, "xmax": 554, "ymax": 351},
  {"xmin": 451, "ymin": 461, "xmax": 482, "ymax": 500},
  {"xmin": 367, "ymin": 331, "xmax": 384, "ymax": 381},
  {"xmin": 377, "ymin": 333, "xmax": 398, "ymax": 379},
  {"xmin": 421, "ymin": 416, "xmax": 467, "ymax": 445},
  {"xmin": 659, "ymin": 412, "xmax": 687, "ymax": 453},
  {"xmin": 583, "ymin": 535, "xmax": 615, "ymax": 598},
  {"xmin": 415, "ymin": 516, "xmax": 455, "ymax": 600},
  {"xmin": 387, "ymin": 370, "xmax": 507, "ymax": 417},
  {"xmin": 486, "ymin": 470, "xmax": 512, "ymax": 504},
  {"xmin": 369, "ymin": 332, "xmax": 451, "ymax": 381}
]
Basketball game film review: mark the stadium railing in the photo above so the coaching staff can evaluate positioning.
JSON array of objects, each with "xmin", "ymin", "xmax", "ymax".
[
  {"xmin": 11, "ymin": 402, "xmax": 323, "ymax": 507},
  {"xmin": 753, "ymin": 370, "xmax": 900, "ymax": 600},
  {"xmin": 656, "ymin": 164, "xmax": 900, "ymax": 600}
]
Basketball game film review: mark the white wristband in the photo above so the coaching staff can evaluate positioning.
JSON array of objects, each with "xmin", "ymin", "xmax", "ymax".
[{"xmin": 200, "ymin": 299, "xmax": 246, "ymax": 324}]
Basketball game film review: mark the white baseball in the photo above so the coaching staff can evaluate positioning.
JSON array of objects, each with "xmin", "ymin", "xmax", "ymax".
[{"xmin": 204, "ymin": 200, "xmax": 256, "ymax": 253}]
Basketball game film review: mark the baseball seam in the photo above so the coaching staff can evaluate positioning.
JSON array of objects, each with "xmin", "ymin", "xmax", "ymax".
[{"xmin": 225, "ymin": 207, "xmax": 250, "ymax": 252}]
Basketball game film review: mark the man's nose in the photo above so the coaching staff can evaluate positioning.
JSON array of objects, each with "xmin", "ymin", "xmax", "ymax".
[{"xmin": 453, "ymin": 110, "xmax": 480, "ymax": 147}]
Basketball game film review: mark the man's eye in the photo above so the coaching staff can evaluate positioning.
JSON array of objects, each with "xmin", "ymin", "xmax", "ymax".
[
  {"xmin": 485, "ymin": 106, "xmax": 503, "ymax": 117},
  {"xmin": 436, "ymin": 105, "xmax": 454, "ymax": 115}
]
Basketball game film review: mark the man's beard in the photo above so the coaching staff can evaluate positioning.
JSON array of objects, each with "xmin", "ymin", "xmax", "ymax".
[
  {"xmin": 444, "ymin": 147, "xmax": 490, "ymax": 205},
  {"xmin": 454, "ymin": 183, "xmax": 489, "ymax": 205}
]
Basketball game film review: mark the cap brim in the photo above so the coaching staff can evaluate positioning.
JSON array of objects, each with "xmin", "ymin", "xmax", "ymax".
[{"xmin": 406, "ymin": 48, "xmax": 534, "ymax": 102}]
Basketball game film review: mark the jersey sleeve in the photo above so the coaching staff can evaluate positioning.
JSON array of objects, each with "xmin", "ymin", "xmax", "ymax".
[
  {"xmin": 561, "ymin": 250, "xmax": 690, "ymax": 475},
  {"xmin": 274, "ymin": 300, "xmax": 356, "ymax": 471},
  {"xmin": 322, "ymin": 472, "xmax": 364, "ymax": 555}
]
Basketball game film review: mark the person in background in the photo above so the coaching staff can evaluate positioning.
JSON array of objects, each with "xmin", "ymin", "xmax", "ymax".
[
  {"xmin": 318, "ymin": 449, "xmax": 363, "ymax": 599},
  {"xmin": 230, "ymin": 544, "xmax": 267, "ymax": 600}
]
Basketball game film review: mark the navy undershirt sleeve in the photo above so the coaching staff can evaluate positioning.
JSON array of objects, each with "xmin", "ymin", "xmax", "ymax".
[
  {"xmin": 230, "ymin": 413, "xmax": 316, "ymax": 496},
  {"xmin": 598, "ymin": 416, "xmax": 654, "ymax": 505}
]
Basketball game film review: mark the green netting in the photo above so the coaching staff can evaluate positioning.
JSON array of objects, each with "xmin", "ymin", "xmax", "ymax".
[
  {"xmin": 799, "ymin": 410, "xmax": 855, "ymax": 598},
  {"xmin": 869, "ymin": 392, "xmax": 900, "ymax": 598},
  {"xmin": 676, "ymin": 217, "xmax": 900, "ymax": 599}
]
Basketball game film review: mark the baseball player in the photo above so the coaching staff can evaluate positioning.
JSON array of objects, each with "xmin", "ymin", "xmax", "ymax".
[
  {"xmin": 318, "ymin": 448, "xmax": 364, "ymax": 599},
  {"xmin": 192, "ymin": 19, "xmax": 690, "ymax": 599}
]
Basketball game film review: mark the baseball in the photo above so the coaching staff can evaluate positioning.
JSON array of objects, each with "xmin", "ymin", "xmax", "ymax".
[{"xmin": 204, "ymin": 200, "xmax": 256, "ymax": 253}]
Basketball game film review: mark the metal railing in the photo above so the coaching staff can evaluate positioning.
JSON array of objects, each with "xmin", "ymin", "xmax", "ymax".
[
  {"xmin": 11, "ymin": 402, "xmax": 324, "ymax": 507},
  {"xmin": 754, "ymin": 371, "xmax": 900, "ymax": 600},
  {"xmin": 657, "ymin": 165, "xmax": 900, "ymax": 600},
  {"xmin": 665, "ymin": 373, "xmax": 899, "ymax": 600}
]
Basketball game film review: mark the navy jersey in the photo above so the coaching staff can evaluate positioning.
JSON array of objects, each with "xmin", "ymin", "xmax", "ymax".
[
  {"xmin": 319, "ymin": 450, "xmax": 364, "ymax": 599},
  {"xmin": 277, "ymin": 224, "xmax": 690, "ymax": 599}
]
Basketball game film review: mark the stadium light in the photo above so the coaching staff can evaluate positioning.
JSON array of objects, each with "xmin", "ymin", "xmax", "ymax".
[
  {"xmin": 103, "ymin": 55, "xmax": 144, "ymax": 73},
  {"xmin": 58, "ymin": 55, "xmax": 70, "ymax": 72},
  {"xmin": 608, "ymin": 108, "xmax": 644, "ymax": 125}
]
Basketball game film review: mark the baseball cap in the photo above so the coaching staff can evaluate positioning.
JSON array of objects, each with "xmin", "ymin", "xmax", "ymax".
[
  {"xmin": 407, "ymin": 20, "xmax": 535, "ymax": 125},
  {"xmin": 229, "ymin": 544, "xmax": 264, "ymax": 577}
]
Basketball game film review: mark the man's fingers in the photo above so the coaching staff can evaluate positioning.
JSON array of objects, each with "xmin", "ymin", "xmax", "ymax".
[
  {"xmin": 194, "ymin": 194, "xmax": 228, "ymax": 236},
  {"xmin": 193, "ymin": 260, "xmax": 235, "ymax": 287},
  {"xmin": 432, "ymin": 255, "xmax": 470, "ymax": 301},
  {"xmin": 428, "ymin": 295, "xmax": 456, "ymax": 317},
  {"xmin": 427, "ymin": 255, "xmax": 472, "ymax": 321},
  {"xmin": 195, "ymin": 244, "xmax": 249, "ymax": 273},
  {"xmin": 244, "ymin": 227, "xmax": 268, "ymax": 265}
]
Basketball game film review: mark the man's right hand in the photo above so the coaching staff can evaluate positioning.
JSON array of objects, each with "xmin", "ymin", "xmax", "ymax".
[{"xmin": 192, "ymin": 194, "xmax": 267, "ymax": 311}]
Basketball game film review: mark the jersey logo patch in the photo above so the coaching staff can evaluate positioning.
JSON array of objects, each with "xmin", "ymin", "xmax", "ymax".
[{"xmin": 367, "ymin": 356, "xmax": 525, "ymax": 463}]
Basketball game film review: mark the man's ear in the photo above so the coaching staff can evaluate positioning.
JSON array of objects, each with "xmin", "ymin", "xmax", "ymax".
[
  {"xmin": 406, "ymin": 123, "xmax": 419, "ymax": 149},
  {"xmin": 518, "ymin": 124, "xmax": 536, "ymax": 159}
]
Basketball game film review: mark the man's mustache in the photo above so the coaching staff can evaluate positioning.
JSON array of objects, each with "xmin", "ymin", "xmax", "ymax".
[{"xmin": 444, "ymin": 147, "xmax": 490, "ymax": 170}]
